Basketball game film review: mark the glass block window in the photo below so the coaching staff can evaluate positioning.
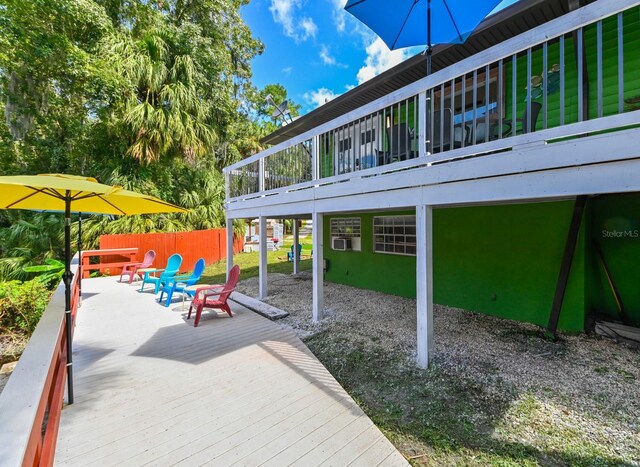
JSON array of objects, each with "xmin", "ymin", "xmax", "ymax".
[
  {"xmin": 373, "ymin": 215, "xmax": 416, "ymax": 256},
  {"xmin": 330, "ymin": 217, "xmax": 361, "ymax": 238}
]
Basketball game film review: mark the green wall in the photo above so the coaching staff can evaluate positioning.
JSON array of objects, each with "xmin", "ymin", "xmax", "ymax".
[
  {"xmin": 588, "ymin": 193, "xmax": 640, "ymax": 327},
  {"xmin": 324, "ymin": 202, "xmax": 587, "ymax": 332}
]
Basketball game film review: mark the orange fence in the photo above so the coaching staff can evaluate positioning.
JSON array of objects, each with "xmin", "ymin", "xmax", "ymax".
[{"xmin": 99, "ymin": 229, "xmax": 243, "ymax": 275}]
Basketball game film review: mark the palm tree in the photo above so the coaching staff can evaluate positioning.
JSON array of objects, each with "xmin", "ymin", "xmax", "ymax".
[
  {"xmin": 105, "ymin": 26, "xmax": 216, "ymax": 164},
  {"xmin": 0, "ymin": 214, "xmax": 64, "ymax": 280}
]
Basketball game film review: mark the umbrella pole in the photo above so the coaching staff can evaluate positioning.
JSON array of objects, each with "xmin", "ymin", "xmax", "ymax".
[
  {"xmin": 64, "ymin": 195, "xmax": 74, "ymax": 404},
  {"xmin": 78, "ymin": 212, "xmax": 82, "ymax": 303},
  {"xmin": 426, "ymin": 0, "xmax": 433, "ymax": 154}
]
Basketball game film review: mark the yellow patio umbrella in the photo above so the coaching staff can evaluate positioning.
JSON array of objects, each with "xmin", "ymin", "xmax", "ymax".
[{"xmin": 0, "ymin": 174, "xmax": 187, "ymax": 403}]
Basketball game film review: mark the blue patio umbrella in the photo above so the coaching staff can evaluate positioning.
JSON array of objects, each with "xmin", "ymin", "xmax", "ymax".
[{"xmin": 345, "ymin": 0, "xmax": 504, "ymax": 74}]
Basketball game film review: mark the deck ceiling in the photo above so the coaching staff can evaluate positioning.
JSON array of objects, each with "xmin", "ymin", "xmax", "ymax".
[{"xmin": 262, "ymin": 0, "xmax": 591, "ymax": 146}]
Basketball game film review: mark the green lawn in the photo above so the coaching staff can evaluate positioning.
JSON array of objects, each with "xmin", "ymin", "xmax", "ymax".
[{"xmin": 201, "ymin": 240, "xmax": 312, "ymax": 285}]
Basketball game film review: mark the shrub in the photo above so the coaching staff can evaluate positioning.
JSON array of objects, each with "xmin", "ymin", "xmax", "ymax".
[{"xmin": 0, "ymin": 280, "xmax": 51, "ymax": 335}]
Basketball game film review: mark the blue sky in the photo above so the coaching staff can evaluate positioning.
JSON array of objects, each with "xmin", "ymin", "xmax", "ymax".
[{"xmin": 241, "ymin": 0, "xmax": 520, "ymax": 114}]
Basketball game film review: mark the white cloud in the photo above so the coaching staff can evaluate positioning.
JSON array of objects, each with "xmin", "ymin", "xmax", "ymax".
[
  {"xmin": 304, "ymin": 88, "xmax": 339, "ymax": 108},
  {"xmin": 320, "ymin": 45, "xmax": 336, "ymax": 65},
  {"xmin": 319, "ymin": 44, "xmax": 348, "ymax": 68},
  {"xmin": 330, "ymin": 0, "xmax": 347, "ymax": 33},
  {"xmin": 345, "ymin": 84, "xmax": 355, "ymax": 91},
  {"xmin": 270, "ymin": 0, "xmax": 298, "ymax": 37},
  {"xmin": 300, "ymin": 17, "xmax": 318, "ymax": 40},
  {"xmin": 282, "ymin": 66, "xmax": 293, "ymax": 75},
  {"xmin": 270, "ymin": 0, "xmax": 318, "ymax": 42},
  {"xmin": 356, "ymin": 37, "xmax": 412, "ymax": 84}
]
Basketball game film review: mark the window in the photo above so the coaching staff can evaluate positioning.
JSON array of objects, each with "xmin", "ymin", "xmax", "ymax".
[
  {"xmin": 360, "ymin": 128, "xmax": 376, "ymax": 144},
  {"xmin": 330, "ymin": 217, "xmax": 361, "ymax": 251},
  {"xmin": 373, "ymin": 215, "xmax": 416, "ymax": 256}
]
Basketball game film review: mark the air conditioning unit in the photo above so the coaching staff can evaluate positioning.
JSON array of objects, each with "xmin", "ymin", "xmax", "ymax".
[{"xmin": 332, "ymin": 238, "xmax": 352, "ymax": 251}]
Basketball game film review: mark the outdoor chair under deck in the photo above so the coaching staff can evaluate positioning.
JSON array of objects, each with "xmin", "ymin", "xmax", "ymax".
[
  {"xmin": 287, "ymin": 244, "xmax": 302, "ymax": 262},
  {"xmin": 119, "ymin": 249, "xmax": 156, "ymax": 284},
  {"xmin": 188, "ymin": 265, "xmax": 240, "ymax": 327},
  {"xmin": 502, "ymin": 101, "xmax": 543, "ymax": 137}
]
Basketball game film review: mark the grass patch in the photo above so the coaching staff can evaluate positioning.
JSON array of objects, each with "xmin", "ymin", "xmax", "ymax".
[
  {"xmin": 201, "ymin": 241, "xmax": 312, "ymax": 285},
  {"xmin": 304, "ymin": 331, "xmax": 636, "ymax": 466}
]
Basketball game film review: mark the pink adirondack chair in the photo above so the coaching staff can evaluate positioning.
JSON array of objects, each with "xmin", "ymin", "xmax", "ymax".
[
  {"xmin": 188, "ymin": 265, "xmax": 240, "ymax": 327},
  {"xmin": 119, "ymin": 249, "xmax": 156, "ymax": 284}
]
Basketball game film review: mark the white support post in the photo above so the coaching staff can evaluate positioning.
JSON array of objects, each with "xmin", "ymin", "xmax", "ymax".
[
  {"xmin": 259, "ymin": 216, "xmax": 268, "ymax": 299},
  {"xmin": 312, "ymin": 212, "xmax": 324, "ymax": 322},
  {"xmin": 226, "ymin": 216, "xmax": 234, "ymax": 280},
  {"xmin": 293, "ymin": 218, "xmax": 300, "ymax": 275},
  {"xmin": 418, "ymin": 90, "xmax": 428, "ymax": 157},
  {"xmin": 416, "ymin": 204, "xmax": 434, "ymax": 369}
]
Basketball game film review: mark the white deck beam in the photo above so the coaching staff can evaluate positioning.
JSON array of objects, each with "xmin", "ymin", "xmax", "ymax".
[
  {"xmin": 416, "ymin": 205, "xmax": 434, "ymax": 369},
  {"xmin": 293, "ymin": 218, "xmax": 300, "ymax": 275},
  {"xmin": 259, "ymin": 216, "xmax": 267, "ymax": 299},
  {"xmin": 226, "ymin": 217, "xmax": 234, "ymax": 280},
  {"xmin": 312, "ymin": 212, "xmax": 324, "ymax": 322}
]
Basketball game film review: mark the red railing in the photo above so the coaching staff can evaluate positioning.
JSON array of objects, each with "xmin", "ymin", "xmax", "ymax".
[
  {"xmin": 0, "ymin": 256, "xmax": 80, "ymax": 466},
  {"xmin": 99, "ymin": 228, "xmax": 243, "ymax": 274},
  {"xmin": 81, "ymin": 248, "xmax": 138, "ymax": 278}
]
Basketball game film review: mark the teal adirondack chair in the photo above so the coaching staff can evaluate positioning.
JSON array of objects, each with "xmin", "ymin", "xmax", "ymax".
[
  {"xmin": 140, "ymin": 253, "xmax": 183, "ymax": 294},
  {"xmin": 287, "ymin": 244, "xmax": 303, "ymax": 262},
  {"xmin": 158, "ymin": 258, "xmax": 205, "ymax": 307}
]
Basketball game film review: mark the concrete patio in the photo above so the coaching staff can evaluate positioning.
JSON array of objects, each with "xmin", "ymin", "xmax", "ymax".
[{"xmin": 54, "ymin": 277, "xmax": 407, "ymax": 466}]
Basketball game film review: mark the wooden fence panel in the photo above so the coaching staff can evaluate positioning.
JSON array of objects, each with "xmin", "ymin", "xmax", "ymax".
[{"xmin": 99, "ymin": 229, "xmax": 243, "ymax": 275}]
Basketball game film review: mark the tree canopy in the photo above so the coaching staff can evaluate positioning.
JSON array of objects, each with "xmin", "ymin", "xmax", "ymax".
[{"xmin": 0, "ymin": 0, "xmax": 298, "ymax": 279}]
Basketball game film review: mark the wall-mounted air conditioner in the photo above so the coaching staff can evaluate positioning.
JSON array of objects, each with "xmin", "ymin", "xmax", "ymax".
[{"xmin": 332, "ymin": 238, "xmax": 352, "ymax": 251}]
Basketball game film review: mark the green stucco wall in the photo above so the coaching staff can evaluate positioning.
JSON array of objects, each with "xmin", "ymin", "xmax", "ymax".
[
  {"xmin": 588, "ymin": 193, "xmax": 640, "ymax": 327},
  {"xmin": 504, "ymin": 9, "xmax": 640, "ymax": 130},
  {"xmin": 324, "ymin": 202, "xmax": 587, "ymax": 332}
]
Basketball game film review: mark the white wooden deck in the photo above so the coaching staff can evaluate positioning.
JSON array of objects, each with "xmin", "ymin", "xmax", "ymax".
[{"xmin": 55, "ymin": 277, "xmax": 407, "ymax": 466}]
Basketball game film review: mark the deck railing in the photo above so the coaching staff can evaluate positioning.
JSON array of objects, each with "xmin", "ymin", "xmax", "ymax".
[
  {"xmin": 0, "ymin": 256, "xmax": 80, "ymax": 466},
  {"xmin": 224, "ymin": 0, "xmax": 640, "ymax": 203}
]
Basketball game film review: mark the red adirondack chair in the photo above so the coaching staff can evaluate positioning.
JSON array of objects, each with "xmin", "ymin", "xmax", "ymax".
[
  {"xmin": 188, "ymin": 265, "xmax": 240, "ymax": 327},
  {"xmin": 119, "ymin": 249, "xmax": 156, "ymax": 284}
]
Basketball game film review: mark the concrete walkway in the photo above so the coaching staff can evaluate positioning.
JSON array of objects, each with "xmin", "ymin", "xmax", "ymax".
[{"xmin": 55, "ymin": 277, "xmax": 407, "ymax": 466}]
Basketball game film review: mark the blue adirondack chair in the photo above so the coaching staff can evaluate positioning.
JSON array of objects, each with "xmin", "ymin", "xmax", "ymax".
[
  {"xmin": 158, "ymin": 258, "xmax": 205, "ymax": 307},
  {"xmin": 140, "ymin": 253, "xmax": 183, "ymax": 294},
  {"xmin": 287, "ymin": 244, "xmax": 303, "ymax": 262}
]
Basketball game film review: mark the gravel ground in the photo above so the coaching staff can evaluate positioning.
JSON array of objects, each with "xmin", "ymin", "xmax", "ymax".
[
  {"xmin": 0, "ymin": 373, "xmax": 9, "ymax": 394},
  {"xmin": 0, "ymin": 335, "xmax": 25, "ymax": 395},
  {"xmin": 237, "ymin": 272, "xmax": 640, "ymax": 461}
]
